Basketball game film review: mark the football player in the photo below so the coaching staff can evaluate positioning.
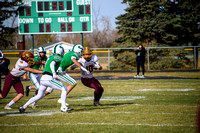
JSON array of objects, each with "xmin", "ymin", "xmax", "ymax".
[
  {"xmin": 47, "ymin": 44, "xmax": 90, "ymax": 106},
  {"xmin": 24, "ymin": 47, "xmax": 47, "ymax": 108},
  {"xmin": 0, "ymin": 51, "xmax": 44, "ymax": 109},
  {"xmin": 19, "ymin": 45, "xmax": 73, "ymax": 113},
  {"xmin": 71, "ymin": 47, "xmax": 104, "ymax": 106}
]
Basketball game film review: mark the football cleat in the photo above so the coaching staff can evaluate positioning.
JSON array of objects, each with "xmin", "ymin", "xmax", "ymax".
[
  {"xmin": 30, "ymin": 102, "xmax": 37, "ymax": 109},
  {"xmin": 94, "ymin": 101, "xmax": 102, "ymax": 106},
  {"xmin": 140, "ymin": 75, "xmax": 145, "ymax": 78},
  {"xmin": 57, "ymin": 98, "xmax": 69, "ymax": 106},
  {"xmin": 25, "ymin": 86, "xmax": 30, "ymax": 96},
  {"xmin": 134, "ymin": 75, "xmax": 140, "ymax": 78},
  {"xmin": 19, "ymin": 106, "xmax": 25, "ymax": 113},
  {"xmin": 4, "ymin": 104, "xmax": 12, "ymax": 110},
  {"xmin": 60, "ymin": 107, "xmax": 74, "ymax": 112}
]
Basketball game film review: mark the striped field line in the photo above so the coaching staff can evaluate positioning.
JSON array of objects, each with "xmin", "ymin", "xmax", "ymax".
[
  {"xmin": 0, "ymin": 106, "xmax": 196, "ymax": 117},
  {"xmin": 0, "ymin": 122, "xmax": 195, "ymax": 127}
]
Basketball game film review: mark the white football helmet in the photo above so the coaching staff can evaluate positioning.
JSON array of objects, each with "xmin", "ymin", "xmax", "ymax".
[
  {"xmin": 72, "ymin": 44, "xmax": 83, "ymax": 57},
  {"xmin": 53, "ymin": 44, "xmax": 64, "ymax": 57},
  {"xmin": 37, "ymin": 47, "xmax": 46, "ymax": 53},
  {"xmin": 37, "ymin": 46, "xmax": 46, "ymax": 59}
]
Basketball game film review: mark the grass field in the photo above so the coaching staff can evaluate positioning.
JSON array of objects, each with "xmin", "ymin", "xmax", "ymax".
[{"xmin": 0, "ymin": 71, "xmax": 200, "ymax": 133}]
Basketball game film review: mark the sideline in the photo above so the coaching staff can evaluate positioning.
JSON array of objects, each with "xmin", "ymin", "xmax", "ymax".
[{"xmin": 0, "ymin": 122, "xmax": 195, "ymax": 127}]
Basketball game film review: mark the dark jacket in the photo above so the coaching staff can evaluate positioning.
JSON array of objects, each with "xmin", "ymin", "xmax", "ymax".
[
  {"xmin": 135, "ymin": 48, "xmax": 145, "ymax": 62},
  {"xmin": 0, "ymin": 58, "xmax": 10, "ymax": 75}
]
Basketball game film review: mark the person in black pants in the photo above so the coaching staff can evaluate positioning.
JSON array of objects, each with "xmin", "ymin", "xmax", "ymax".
[
  {"xmin": 134, "ymin": 45, "xmax": 145, "ymax": 78},
  {"xmin": 0, "ymin": 50, "xmax": 10, "ymax": 76},
  {"xmin": 0, "ymin": 50, "xmax": 10, "ymax": 93}
]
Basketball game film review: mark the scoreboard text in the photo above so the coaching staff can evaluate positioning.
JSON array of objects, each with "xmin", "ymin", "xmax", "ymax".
[{"xmin": 18, "ymin": 0, "xmax": 92, "ymax": 34}]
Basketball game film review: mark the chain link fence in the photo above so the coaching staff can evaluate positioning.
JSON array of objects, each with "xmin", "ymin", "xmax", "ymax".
[
  {"xmin": 2, "ymin": 46, "xmax": 200, "ymax": 71},
  {"xmin": 92, "ymin": 46, "xmax": 199, "ymax": 71}
]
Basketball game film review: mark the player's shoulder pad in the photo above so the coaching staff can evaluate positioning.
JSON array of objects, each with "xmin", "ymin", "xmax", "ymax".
[
  {"xmin": 74, "ymin": 52, "xmax": 79, "ymax": 59},
  {"xmin": 54, "ymin": 55, "xmax": 62, "ymax": 61},
  {"xmin": 18, "ymin": 59, "xmax": 29, "ymax": 68}
]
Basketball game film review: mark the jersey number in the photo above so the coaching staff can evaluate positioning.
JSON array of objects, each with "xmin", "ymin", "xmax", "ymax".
[{"xmin": 86, "ymin": 65, "xmax": 93, "ymax": 72}]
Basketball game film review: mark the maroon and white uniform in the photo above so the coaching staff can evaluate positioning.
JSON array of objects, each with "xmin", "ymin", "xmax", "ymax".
[
  {"xmin": 77, "ymin": 55, "xmax": 104, "ymax": 102},
  {"xmin": 1, "ymin": 58, "xmax": 30, "ymax": 98}
]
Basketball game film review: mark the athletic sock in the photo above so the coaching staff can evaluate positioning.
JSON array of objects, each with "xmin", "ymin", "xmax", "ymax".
[{"xmin": 8, "ymin": 100, "xmax": 15, "ymax": 106}]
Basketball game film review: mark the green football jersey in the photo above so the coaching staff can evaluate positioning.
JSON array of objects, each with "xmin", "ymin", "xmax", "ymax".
[
  {"xmin": 31, "ymin": 55, "xmax": 47, "ymax": 70},
  {"xmin": 59, "ymin": 51, "xmax": 79, "ymax": 71},
  {"xmin": 43, "ymin": 54, "xmax": 62, "ymax": 74}
]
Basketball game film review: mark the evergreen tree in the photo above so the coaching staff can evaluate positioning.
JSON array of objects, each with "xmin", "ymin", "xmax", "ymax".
[
  {"xmin": 0, "ymin": 0, "xmax": 19, "ymax": 48},
  {"xmin": 111, "ymin": 0, "xmax": 199, "ymax": 70},
  {"xmin": 116, "ymin": 0, "xmax": 200, "ymax": 46}
]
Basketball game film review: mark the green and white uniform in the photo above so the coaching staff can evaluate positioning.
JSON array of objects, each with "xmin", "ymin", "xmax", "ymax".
[
  {"xmin": 23, "ymin": 54, "xmax": 68, "ymax": 109},
  {"xmin": 28, "ymin": 55, "xmax": 47, "ymax": 90},
  {"xmin": 56, "ymin": 51, "xmax": 80, "ymax": 85}
]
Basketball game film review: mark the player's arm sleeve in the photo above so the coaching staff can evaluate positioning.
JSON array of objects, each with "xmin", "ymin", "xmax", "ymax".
[
  {"xmin": 50, "ymin": 61, "xmax": 56, "ymax": 73},
  {"xmin": 71, "ymin": 56, "xmax": 76, "ymax": 60}
]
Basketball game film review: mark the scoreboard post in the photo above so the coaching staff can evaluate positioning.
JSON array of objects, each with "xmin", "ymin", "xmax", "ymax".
[{"xmin": 18, "ymin": 0, "xmax": 93, "ymax": 34}]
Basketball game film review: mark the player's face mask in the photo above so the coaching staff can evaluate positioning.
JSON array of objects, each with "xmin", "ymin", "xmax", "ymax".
[
  {"xmin": 83, "ymin": 54, "xmax": 92, "ymax": 61},
  {"xmin": 39, "ymin": 52, "xmax": 46, "ymax": 60},
  {"xmin": 28, "ymin": 60, "xmax": 36, "ymax": 66}
]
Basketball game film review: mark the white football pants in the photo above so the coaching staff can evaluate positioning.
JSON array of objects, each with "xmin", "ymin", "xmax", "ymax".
[
  {"xmin": 28, "ymin": 72, "xmax": 41, "ymax": 90},
  {"xmin": 46, "ymin": 73, "xmax": 77, "ymax": 93},
  {"xmin": 57, "ymin": 73, "xmax": 77, "ymax": 85},
  {"xmin": 23, "ymin": 78, "xmax": 68, "ymax": 109}
]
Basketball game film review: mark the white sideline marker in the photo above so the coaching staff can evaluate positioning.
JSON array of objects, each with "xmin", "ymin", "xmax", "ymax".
[
  {"xmin": 0, "ymin": 122, "xmax": 195, "ymax": 127},
  {"xmin": 70, "ymin": 96, "xmax": 146, "ymax": 101},
  {"xmin": 134, "ymin": 89, "xmax": 196, "ymax": 92}
]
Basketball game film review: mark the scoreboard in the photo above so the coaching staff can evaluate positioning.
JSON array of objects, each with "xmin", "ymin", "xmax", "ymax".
[{"xmin": 18, "ymin": 0, "xmax": 92, "ymax": 34}]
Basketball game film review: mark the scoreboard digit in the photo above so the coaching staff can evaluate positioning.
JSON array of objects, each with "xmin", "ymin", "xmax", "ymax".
[{"xmin": 18, "ymin": 0, "xmax": 92, "ymax": 34}]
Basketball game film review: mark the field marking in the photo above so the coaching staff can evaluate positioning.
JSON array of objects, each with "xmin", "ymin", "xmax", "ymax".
[
  {"xmin": 132, "ymin": 89, "xmax": 196, "ymax": 92},
  {"xmin": 70, "ymin": 96, "xmax": 146, "ymax": 101},
  {"xmin": 134, "ymin": 104, "xmax": 197, "ymax": 107},
  {"xmin": 0, "ymin": 122, "xmax": 195, "ymax": 127},
  {"xmin": 0, "ymin": 108, "xmax": 196, "ymax": 117}
]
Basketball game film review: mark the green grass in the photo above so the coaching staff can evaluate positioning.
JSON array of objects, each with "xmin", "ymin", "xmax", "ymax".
[{"xmin": 0, "ymin": 72, "xmax": 200, "ymax": 133}]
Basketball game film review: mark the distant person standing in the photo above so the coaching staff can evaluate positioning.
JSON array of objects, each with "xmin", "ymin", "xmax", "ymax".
[
  {"xmin": 0, "ymin": 50, "xmax": 10, "ymax": 76},
  {"xmin": 134, "ymin": 45, "xmax": 145, "ymax": 78}
]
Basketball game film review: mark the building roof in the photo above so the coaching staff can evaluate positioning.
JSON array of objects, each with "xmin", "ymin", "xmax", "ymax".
[{"xmin": 33, "ymin": 41, "xmax": 74, "ymax": 51}]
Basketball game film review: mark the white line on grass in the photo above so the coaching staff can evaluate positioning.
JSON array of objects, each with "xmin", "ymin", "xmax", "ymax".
[
  {"xmin": 134, "ymin": 104, "xmax": 197, "ymax": 107},
  {"xmin": 0, "ymin": 108, "xmax": 196, "ymax": 117},
  {"xmin": 70, "ymin": 96, "xmax": 146, "ymax": 101},
  {"xmin": 132, "ymin": 89, "xmax": 196, "ymax": 92},
  {"xmin": 0, "ymin": 123, "xmax": 195, "ymax": 127}
]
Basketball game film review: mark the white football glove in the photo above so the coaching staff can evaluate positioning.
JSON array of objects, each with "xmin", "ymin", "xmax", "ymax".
[
  {"xmin": 81, "ymin": 66, "xmax": 90, "ymax": 75},
  {"xmin": 94, "ymin": 63, "xmax": 100, "ymax": 69},
  {"xmin": 53, "ymin": 72, "xmax": 58, "ymax": 79}
]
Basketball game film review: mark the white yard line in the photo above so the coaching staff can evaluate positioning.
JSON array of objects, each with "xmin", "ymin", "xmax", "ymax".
[
  {"xmin": 70, "ymin": 96, "xmax": 146, "ymax": 101},
  {"xmin": 132, "ymin": 89, "xmax": 196, "ymax": 92},
  {"xmin": 0, "ymin": 122, "xmax": 195, "ymax": 127},
  {"xmin": 0, "ymin": 107, "xmax": 196, "ymax": 117}
]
